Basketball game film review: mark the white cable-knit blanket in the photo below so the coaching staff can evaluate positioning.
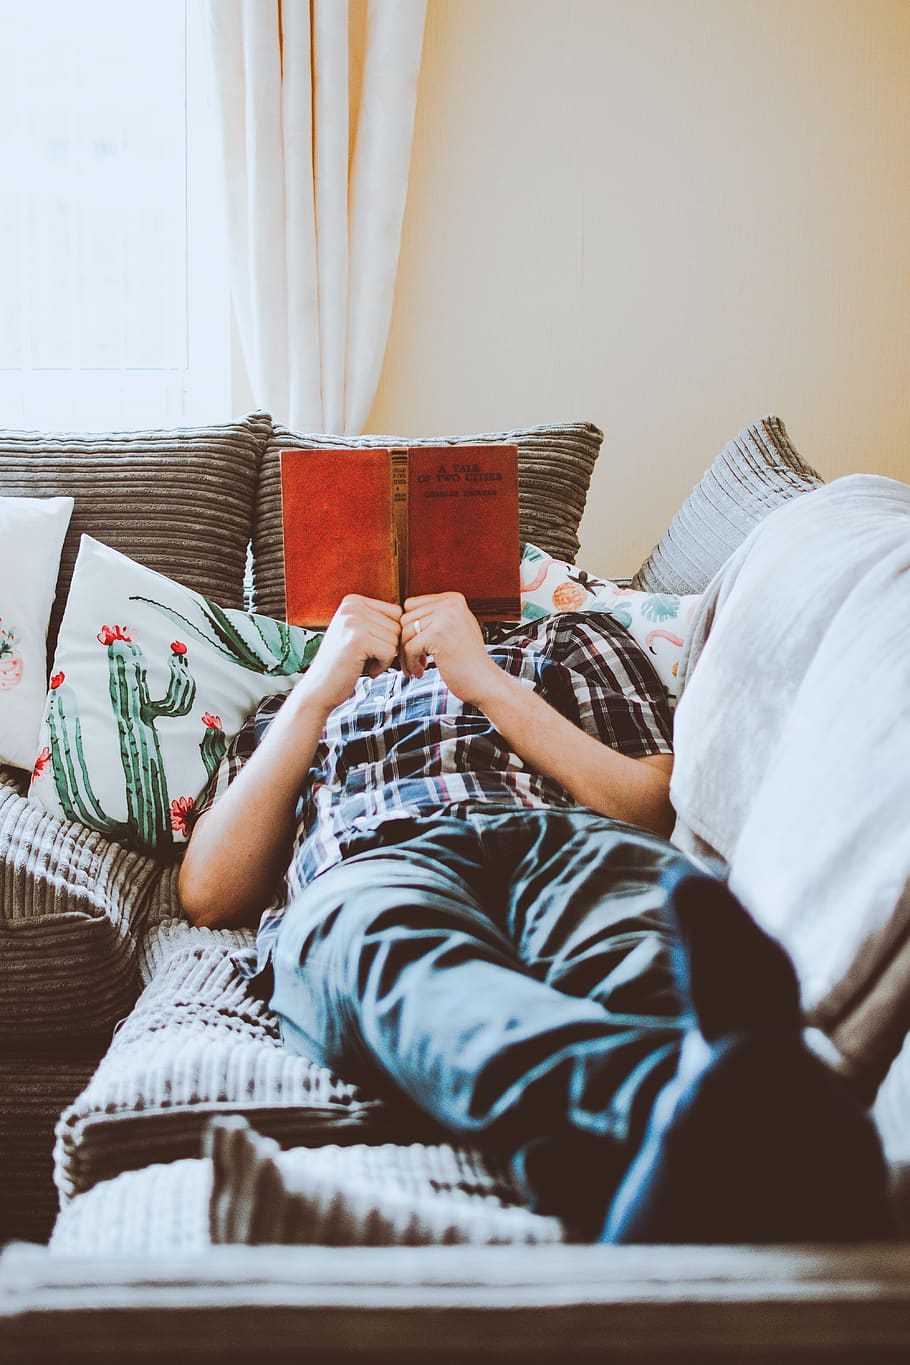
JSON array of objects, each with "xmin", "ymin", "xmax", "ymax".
[{"xmin": 670, "ymin": 475, "xmax": 910, "ymax": 1085}]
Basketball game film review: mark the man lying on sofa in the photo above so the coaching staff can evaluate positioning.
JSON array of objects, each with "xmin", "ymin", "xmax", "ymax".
[{"xmin": 179, "ymin": 591, "xmax": 891, "ymax": 1243}]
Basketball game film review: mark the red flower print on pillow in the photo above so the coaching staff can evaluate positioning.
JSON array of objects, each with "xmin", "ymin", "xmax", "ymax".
[
  {"xmin": 201, "ymin": 712, "xmax": 222, "ymax": 730},
  {"xmin": 97, "ymin": 625, "xmax": 133, "ymax": 646},
  {"xmin": 170, "ymin": 795, "xmax": 195, "ymax": 837},
  {"xmin": 31, "ymin": 746, "xmax": 51, "ymax": 784}
]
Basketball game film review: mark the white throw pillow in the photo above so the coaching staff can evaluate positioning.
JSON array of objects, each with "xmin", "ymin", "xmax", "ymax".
[
  {"xmin": 29, "ymin": 536, "xmax": 321, "ymax": 852},
  {"xmin": 520, "ymin": 543, "xmax": 701, "ymax": 703},
  {"xmin": 0, "ymin": 495, "xmax": 74, "ymax": 770}
]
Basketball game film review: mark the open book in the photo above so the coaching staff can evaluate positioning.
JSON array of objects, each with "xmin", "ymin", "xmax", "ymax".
[{"xmin": 280, "ymin": 445, "xmax": 521, "ymax": 628}]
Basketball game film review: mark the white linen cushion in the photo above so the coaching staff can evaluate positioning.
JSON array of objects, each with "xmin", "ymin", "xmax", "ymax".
[
  {"xmin": 28, "ymin": 536, "xmax": 320, "ymax": 853},
  {"xmin": 520, "ymin": 543, "xmax": 700, "ymax": 704},
  {"xmin": 0, "ymin": 495, "xmax": 73, "ymax": 770}
]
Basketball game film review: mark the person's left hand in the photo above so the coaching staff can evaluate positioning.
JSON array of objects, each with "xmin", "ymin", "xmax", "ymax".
[{"xmin": 400, "ymin": 592, "xmax": 503, "ymax": 705}]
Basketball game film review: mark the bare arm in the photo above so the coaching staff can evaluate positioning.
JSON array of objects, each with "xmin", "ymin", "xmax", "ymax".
[
  {"xmin": 178, "ymin": 595, "xmax": 403, "ymax": 929},
  {"xmin": 400, "ymin": 593, "xmax": 674, "ymax": 837}
]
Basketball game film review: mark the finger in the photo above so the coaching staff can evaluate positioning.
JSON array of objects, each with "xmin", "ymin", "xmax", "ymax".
[
  {"xmin": 400, "ymin": 626, "xmax": 432, "ymax": 676},
  {"xmin": 404, "ymin": 618, "xmax": 434, "ymax": 657},
  {"xmin": 398, "ymin": 643, "xmax": 427, "ymax": 680},
  {"xmin": 402, "ymin": 593, "xmax": 450, "ymax": 613},
  {"xmin": 371, "ymin": 600, "xmax": 405, "ymax": 623},
  {"xmin": 364, "ymin": 628, "xmax": 401, "ymax": 666},
  {"xmin": 363, "ymin": 647, "xmax": 398, "ymax": 679},
  {"xmin": 352, "ymin": 595, "xmax": 403, "ymax": 620},
  {"xmin": 399, "ymin": 609, "xmax": 430, "ymax": 644},
  {"xmin": 363, "ymin": 619, "xmax": 405, "ymax": 659},
  {"xmin": 364, "ymin": 657, "xmax": 394, "ymax": 679}
]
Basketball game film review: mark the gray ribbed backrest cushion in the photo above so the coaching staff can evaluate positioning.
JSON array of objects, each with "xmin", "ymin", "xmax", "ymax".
[
  {"xmin": 0, "ymin": 413, "xmax": 272, "ymax": 653},
  {"xmin": 631, "ymin": 416, "xmax": 823, "ymax": 594},
  {"xmin": 251, "ymin": 422, "xmax": 603, "ymax": 618}
]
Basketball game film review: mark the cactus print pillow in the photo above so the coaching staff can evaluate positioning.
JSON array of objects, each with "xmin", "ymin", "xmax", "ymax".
[
  {"xmin": 520, "ymin": 543, "xmax": 701, "ymax": 703},
  {"xmin": 28, "ymin": 536, "xmax": 322, "ymax": 853},
  {"xmin": 0, "ymin": 494, "xmax": 74, "ymax": 770}
]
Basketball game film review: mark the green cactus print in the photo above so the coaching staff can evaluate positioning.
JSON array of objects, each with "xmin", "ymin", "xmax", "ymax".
[
  {"xmin": 45, "ymin": 672, "xmax": 129, "ymax": 842},
  {"xmin": 200, "ymin": 713, "xmax": 228, "ymax": 784},
  {"xmin": 47, "ymin": 625, "xmax": 197, "ymax": 853},
  {"xmin": 105, "ymin": 629, "xmax": 196, "ymax": 849},
  {"xmin": 132, "ymin": 595, "xmax": 321, "ymax": 676},
  {"xmin": 43, "ymin": 590, "xmax": 321, "ymax": 853}
]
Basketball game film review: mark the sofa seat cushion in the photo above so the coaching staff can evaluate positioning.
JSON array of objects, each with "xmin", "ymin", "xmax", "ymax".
[
  {"xmin": 0, "ymin": 769, "xmax": 162, "ymax": 1037},
  {"xmin": 53, "ymin": 929, "xmax": 420, "ymax": 1204},
  {"xmin": 207, "ymin": 1116, "xmax": 565, "ymax": 1248},
  {"xmin": 48, "ymin": 1124, "xmax": 564, "ymax": 1257},
  {"xmin": 49, "ymin": 1158, "xmax": 213, "ymax": 1257},
  {"xmin": 0, "ymin": 412, "xmax": 272, "ymax": 658},
  {"xmin": 251, "ymin": 421, "xmax": 604, "ymax": 618}
]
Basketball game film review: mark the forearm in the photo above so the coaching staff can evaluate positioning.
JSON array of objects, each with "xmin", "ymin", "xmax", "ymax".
[
  {"xmin": 178, "ymin": 680, "xmax": 332, "ymax": 928},
  {"xmin": 477, "ymin": 668, "xmax": 675, "ymax": 836},
  {"xmin": 179, "ymin": 595, "xmax": 404, "ymax": 929}
]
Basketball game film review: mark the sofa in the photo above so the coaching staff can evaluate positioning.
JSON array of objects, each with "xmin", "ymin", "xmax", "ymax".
[{"xmin": 1, "ymin": 410, "xmax": 909, "ymax": 1363}]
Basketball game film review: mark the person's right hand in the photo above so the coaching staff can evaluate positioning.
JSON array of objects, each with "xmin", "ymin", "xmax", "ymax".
[{"xmin": 299, "ymin": 594, "xmax": 402, "ymax": 714}]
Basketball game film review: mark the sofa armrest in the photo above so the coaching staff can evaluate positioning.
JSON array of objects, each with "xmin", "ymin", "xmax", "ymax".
[{"xmin": 3, "ymin": 1242, "xmax": 910, "ymax": 1363}]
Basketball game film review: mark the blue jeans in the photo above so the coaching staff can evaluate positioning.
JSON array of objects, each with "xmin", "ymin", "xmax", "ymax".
[{"xmin": 269, "ymin": 807, "xmax": 696, "ymax": 1237}]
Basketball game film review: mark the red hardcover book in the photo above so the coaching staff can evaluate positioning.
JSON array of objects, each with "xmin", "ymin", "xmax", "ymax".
[
  {"xmin": 281, "ymin": 445, "xmax": 520, "ymax": 628},
  {"xmin": 280, "ymin": 448, "xmax": 399, "ymax": 628},
  {"xmin": 404, "ymin": 445, "xmax": 520, "ymax": 619}
]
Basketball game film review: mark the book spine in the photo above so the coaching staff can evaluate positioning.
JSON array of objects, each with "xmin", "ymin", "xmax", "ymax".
[{"xmin": 390, "ymin": 447, "xmax": 409, "ymax": 603}]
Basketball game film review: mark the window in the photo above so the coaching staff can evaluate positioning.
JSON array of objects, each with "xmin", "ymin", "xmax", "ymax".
[{"xmin": 0, "ymin": 0, "xmax": 229, "ymax": 430}]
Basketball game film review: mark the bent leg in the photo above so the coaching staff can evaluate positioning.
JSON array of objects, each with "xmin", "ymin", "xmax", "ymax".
[
  {"xmin": 269, "ymin": 826, "xmax": 687, "ymax": 1236},
  {"xmin": 498, "ymin": 810, "xmax": 692, "ymax": 1017},
  {"xmin": 487, "ymin": 812, "xmax": 695, "ymax": 1219}
]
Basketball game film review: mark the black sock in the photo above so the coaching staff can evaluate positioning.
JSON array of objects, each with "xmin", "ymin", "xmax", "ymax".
[
  {"xmin": 602, "ymin": 1029, "xmax": 893, "ymax": 1243},
  {"xmin": 663, "ymin": 867, "xmax": 802, "ymax": 1040},
  {"xmin": 600, "ymin": 867, "xmax": 893, "ymax": 1244}
]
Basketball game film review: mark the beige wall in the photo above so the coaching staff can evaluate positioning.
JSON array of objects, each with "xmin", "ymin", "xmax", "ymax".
[{"xmin": 366, "ymin": 0, "xmax": 910, "ymax": 577}]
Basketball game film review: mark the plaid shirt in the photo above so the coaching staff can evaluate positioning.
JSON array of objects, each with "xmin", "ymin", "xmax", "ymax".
[{"xmin": 203, "ymin": 612, "xmax": 673, "ymax": 985}]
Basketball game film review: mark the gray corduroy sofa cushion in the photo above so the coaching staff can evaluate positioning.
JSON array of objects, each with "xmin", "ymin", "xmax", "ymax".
[
  {"xmin": 53, "ymin": 929, "xmax": 413, "ymax": 1205},
  {"xmin": 631, "ymin": 415, "xmax": 823, "ymax": 594},
  {"xmin": 0, "ymin": 769, "xmax": 161, "ymax": 1036},
  {"xmin": 0, "ymin": 1054, "xmax": 100, "ymax": 1245},
  {"xmin": 48, "ymin": 1125, "xmax": 563, "ymax": 1256},
  {"xmin": 251, "ymin": 421, "xmax": 604, "ymax": 618},
  {"xmin": 0, "ymin": 411, "xmax": 272, "ymax": 653},
  {"xmin": 49, "ymin": 1157, "xmax": 214, "ymax": 1256},
  {"xmin": 206, "ymin": 1116, "xmax": 564, "ymax": 1249}
]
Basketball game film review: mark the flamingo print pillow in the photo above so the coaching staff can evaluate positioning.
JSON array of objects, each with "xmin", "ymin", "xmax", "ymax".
[
  {"xmin": 520, "ymin": 543, "xmax": 701, "ymax": 704},
  {"xmin": 29, "ymin": 535, "xmax": 322, "ymax": 854},
  {"xmin": 0, "ymin": 495, "xmax": 74, "ymax": 771}
]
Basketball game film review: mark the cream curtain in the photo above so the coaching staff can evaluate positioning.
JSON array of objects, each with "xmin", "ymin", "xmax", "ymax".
[{"xmin": 205, "ymin": 0, "xmax": 427, "ymax": 433}]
